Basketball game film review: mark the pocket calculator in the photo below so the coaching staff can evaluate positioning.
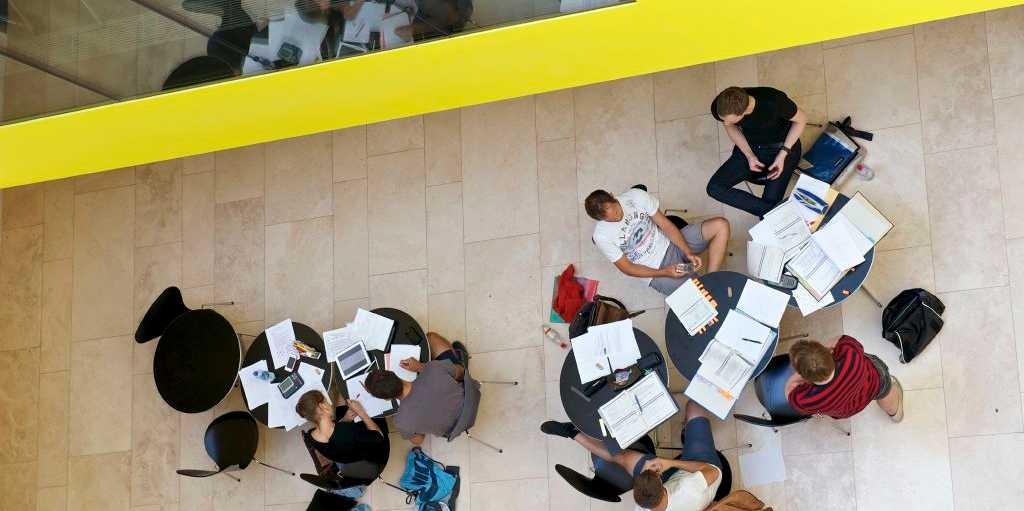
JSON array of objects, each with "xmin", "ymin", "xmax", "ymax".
[{"xmin": 277, "ymin": 372, "xmax": 305, "ymax": 399}]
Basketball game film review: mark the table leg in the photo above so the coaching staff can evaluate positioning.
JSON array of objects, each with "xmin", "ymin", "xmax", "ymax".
[{"xmin": 861, "ymin": 285, "xmax": 884, "ymax": 308}]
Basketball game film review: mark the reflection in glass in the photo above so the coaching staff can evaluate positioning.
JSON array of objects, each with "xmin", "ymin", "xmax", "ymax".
[{"xmin": 0, "ymin": 0, "xmax": 630, "ymax": 124}]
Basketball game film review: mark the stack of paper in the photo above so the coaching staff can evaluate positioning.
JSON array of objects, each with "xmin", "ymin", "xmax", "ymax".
[
  {"xmin": 266, "ymin": 319, "xmax": 300, "ymax": 369},
  {"xmin": 323, "ymin": 325, "xmax": 361, "ymax": 363},
  {"xmin": 266, "ymin": 362, "xmax": 329, "ymax": 430},
  {"xmin": 387, "ymin": 344, "xmax": 422, "ymax": 382},
  {"xmin": 712, "ymin": 311, "xmax": 775, "ymax": 363},
  {"xmin": 597, "ymin": 372, "xmax": 678, "ymax": 448},
  {"xmin": 750, "ymin": 201, "xmax": 812, "ymax": 261},
  {"xmin": 353, "ymin": 309, "xmax": 394, "ymax": 352},
  {"xmin": 570, "ymin": 319, "xmax": 641, "ymax": 384},
  {"xmin": 793, "ymin": 282, "xmax": 835, "ymax": 316},
  {"xmin": 345, "ymin": 372, "xmax": 395, "ymax": 422},
  {"xmin": 665, "ymin": 279, "xmax": 717, "ymax": 336}
]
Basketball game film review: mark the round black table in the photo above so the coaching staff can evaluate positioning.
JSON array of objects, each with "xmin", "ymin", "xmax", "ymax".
[
  {"xmin": 665, "ymin": 271, "xmax": 779, "ymax": 380},
  {"xmin": 558, "ymin": 328, "xmax": 668, "ymax": 443},
  {"xmin": 242, "ymin": 322, "xmax": 333, "ymax": 427},
  {"xmin": 154, "ymin": 309, "xmax": 242, "ymax": 413},
  {"xmin": 772, "ymin": 193, "xmax": 875, "ymax": 308},
  {"xmin": 336, "ymin": 308, "xmax": 430, "ymax": 418}
]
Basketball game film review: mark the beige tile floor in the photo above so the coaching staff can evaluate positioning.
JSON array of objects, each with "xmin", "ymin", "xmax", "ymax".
[{"xmin": 5, "ymin": 7, "xmax": 1024, "ymax": 511}]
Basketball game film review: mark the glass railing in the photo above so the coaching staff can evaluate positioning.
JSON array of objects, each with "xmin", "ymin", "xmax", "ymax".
[{"xmin": 0, "ymin": 0, "xmax": 630, "ymax": 124}]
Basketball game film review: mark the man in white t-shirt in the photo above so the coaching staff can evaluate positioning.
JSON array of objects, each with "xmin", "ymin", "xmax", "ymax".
[
  {"xmin": 541, "ymin": 400, "xmax": 723, "ymax": 511},
  {"xmin": 585, "ymin": 187, "xmax": 730, "ymax": 295}
]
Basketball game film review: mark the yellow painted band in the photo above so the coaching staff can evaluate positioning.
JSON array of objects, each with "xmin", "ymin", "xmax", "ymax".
[{"xmin": 2, "ymin": 0, "xmax": 1021, "ymax": 187}]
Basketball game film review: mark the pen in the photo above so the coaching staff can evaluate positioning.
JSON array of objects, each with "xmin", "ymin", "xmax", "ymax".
[
  {"xmin": 633, "ymin": 394, "xmax": 644, "ymax": 413},
  {"xmin": 742, "ymin": 338, "xmax": 763, "ymax": 344}
]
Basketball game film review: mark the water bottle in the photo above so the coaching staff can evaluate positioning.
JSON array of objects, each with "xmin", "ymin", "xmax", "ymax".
[
  {"xmin": 854, "ymin": 162, "xmax": 875, "ymax": 181},
  {"xmin": 542, "ymin": 325, "xmax": 569, "ymax": 349},
  {"xmin": 253, "ymin": 370, "xmax": 275, "ymax": 382}
]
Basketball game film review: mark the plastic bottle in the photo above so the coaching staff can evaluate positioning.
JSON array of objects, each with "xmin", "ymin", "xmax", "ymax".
[
  {"xmin": 253, "ymin": 370, "xmax": 275, "ymax": 382},
  {"xmin": 854, "ymin": 162, "xmax": 875, "ymax": 181},
  {"xmin": 542, "ymin": 325, "xmax": 569, "ymax": 349}
]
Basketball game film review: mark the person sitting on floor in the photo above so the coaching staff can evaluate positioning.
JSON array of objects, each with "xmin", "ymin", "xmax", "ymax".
[
  {"xmin": 706, "ymin": 86, "xmax": 808, "ymax": 218},
  {"xmin": 585, "ymin": 187, "xmax": 730, "ymax": 296},
  {"xmin": 363, "ymin": 332, "xmax": 465, "ymax": 446},
  {"xmin": 296, "ymin": 391, "xmax": 389, "ymax": 465},
  {"xmin": 542, "ymin": 400, "xmax": 723, "ymax": 511},
  {"xmin": 785, "ymin": 337, "xmax": 904, "ymax": 422}
]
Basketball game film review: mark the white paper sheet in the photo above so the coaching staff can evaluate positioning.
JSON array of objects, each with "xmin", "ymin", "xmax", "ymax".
[
  {"xmin": 787, "ymin": 240, "xmax": 842, "ymax": 300},
  {"xmin": 238, "ymin": 360, "xmax": 273, "ymax": 408},
  {"xmin": 345, "ymin": 372, "xmax": 394, "ymax": 422},
  {"xmin": 570, "ymin": 330, "xmax": 609, "ymax": 384},
  {"xmin": 747, "ymin": 241, "xmax": 785, "ymax": 283},
  {"xmin": 353, "ymin": 309, "xmax": 394, "ymax": 352},
  {"xmin": 665, "ymin": 279, "xmax": 717, "ymax": 335},
  {"xmin": 587, "ymin": 320, "xmax": 641, "ymax": 371},
  {"xmin": 323, "ymin": 325, "xmax": 360, "ymax": 363},
  {"xmin": 739, "ymin": 434, "xmax": 787, "ymax": 487},
  {"xmin": 760, "ymin": 200, "xmax": 812, "ymax": 260},
  {"xmin": 828, "ymin": 212, "xmax": 875, "ymax": 256},
  {"xmin": 793, "ymin": 282, "xmax": 835, "ymax": 316},
  {"xmin": 736, "ymin": 279, "xmax": 789, "ymax": 328},
  {"xmin": 266, "ymin": 319, "xmax": 299, "ymax": 369},
  {"xmin": 387, "ymin": 344, "xmax": 422, "ymax": 382},
  {"xmin": 267, "ymin": 363, "xmax": 328, "ymax": 430}
]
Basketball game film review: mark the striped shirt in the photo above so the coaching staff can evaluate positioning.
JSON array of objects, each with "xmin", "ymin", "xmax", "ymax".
[{"xmin": 787, "ymin": 336, "xmax": 881, "ymax": 419}]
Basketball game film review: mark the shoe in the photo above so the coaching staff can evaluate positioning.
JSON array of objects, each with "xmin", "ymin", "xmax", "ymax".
[
  {"xmin": 182, "ymin": 0, "xmax": 228, "ymax": 16},
  {"xmin": 452, "ymin": 341, "xmax": 469, "ymax": 369},
  {"xmin": 540, "ymin": 420, "xmax": 579, "ymax": 439},
  {"xmin": 887, "ymin": 376, "xmax": 904, "ymax": 423}
]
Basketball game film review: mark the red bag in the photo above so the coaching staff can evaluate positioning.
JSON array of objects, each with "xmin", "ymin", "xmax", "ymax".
[{"xmin": 554, "ymin": 265, "xmax": 586, "ymax": 322}]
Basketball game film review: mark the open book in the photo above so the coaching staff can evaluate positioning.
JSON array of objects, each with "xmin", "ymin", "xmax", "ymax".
[
  {"xmin": 833, "ymin": 192, "xmax": 893, "ymax": 253},
  {"xmin": 598, "ymin": 372, "xmax": 678, "ymax": 448},
  {"xmin": 684, "ymin": 339, "xmax": 753, "ymax": 419},
  {"xmin": 786, "ymin": 219, "xmax": 868, "ymax": 300},
  {"xmin": 665, "ymin": 278, "xmax": 717, "ymax": 336},
  {"xmin": 570, "ymin": 319, "xmax": 641, "ymax": 384}
]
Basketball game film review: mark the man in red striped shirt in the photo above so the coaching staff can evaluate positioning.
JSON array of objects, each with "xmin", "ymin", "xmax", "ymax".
[{"xmin": 784, "ymin": 336, "xmax": 904, "ymax": 421}]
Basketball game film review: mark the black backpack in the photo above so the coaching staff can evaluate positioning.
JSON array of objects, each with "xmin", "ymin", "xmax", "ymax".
[{"xmin": 881, "ymin": 289, "xmax": 945, "ymax": 363}]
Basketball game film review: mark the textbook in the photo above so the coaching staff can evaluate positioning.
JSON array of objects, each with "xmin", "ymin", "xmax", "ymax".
[
  {"xmin": 786, "ymin": 219, "xmax": 868, "ymax": 300},
  {"xmin": 598, "ymin": 372, "xmax": 678, "ymax": 448}
]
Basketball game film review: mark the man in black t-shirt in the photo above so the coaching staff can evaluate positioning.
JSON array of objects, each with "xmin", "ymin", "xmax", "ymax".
[{"xmin": 706, "ymin": 86, "xmax": 808, "ymax": 217}]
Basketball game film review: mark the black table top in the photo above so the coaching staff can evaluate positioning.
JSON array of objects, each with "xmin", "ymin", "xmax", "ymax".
[
  {"xmin": 154, "ymin": 309, "xmax": 241, "ymax": 413},
  {"xmin": 336, "ymin": 308, "xmax": 430, "ymax": 418},
  {"xmin": 665, "ymin": 271, "xmax": 779, "ymax": 380},
  {"xmin": 559, "ymin": 328, "xmax": 668, "ymax": 453},
  {"xmin": 772, "ymin": 193, "xmax": 875, "ymax": 308},
  {"xmin": 242, "ymin": 322, "xmax": 333, "ymax": 428}
]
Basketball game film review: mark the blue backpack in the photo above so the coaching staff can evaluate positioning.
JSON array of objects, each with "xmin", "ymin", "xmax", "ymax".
[{"xmin": 396, "ymin": 447, "xmax": 460, "ymax": 511}]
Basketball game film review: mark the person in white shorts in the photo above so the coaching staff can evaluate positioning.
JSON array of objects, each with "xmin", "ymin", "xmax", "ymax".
[{"xmin": 585, "ymin": 187, "xmax": 730, "ymax": 295}]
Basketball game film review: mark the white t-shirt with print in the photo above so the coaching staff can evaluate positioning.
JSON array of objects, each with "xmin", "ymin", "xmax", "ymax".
[
  {"xmin": 592, "ymin": 188, "xmax": 670, "ymax": 284},
  {"xmin": 634, "ymin": 466, "xmax": 721, "ymax": 511}
]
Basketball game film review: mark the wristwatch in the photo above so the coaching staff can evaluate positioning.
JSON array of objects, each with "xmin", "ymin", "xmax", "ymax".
[{"xmin": 779, "ymin": 145, "xmax": 792, "ymax": 154}]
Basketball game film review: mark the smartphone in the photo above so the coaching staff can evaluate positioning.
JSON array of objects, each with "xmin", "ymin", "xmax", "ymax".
[{"xmin": 777, "ymin": 274, "xmax": 799, "ymax": 290}]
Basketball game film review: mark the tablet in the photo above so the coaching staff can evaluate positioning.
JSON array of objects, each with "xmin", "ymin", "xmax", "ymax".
[{"xmin": 337, "ymin": 340, "xmax": 372, "ymax": 380}]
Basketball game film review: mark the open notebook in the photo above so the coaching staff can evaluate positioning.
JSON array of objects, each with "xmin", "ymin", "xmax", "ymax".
[
  {"xmin": 786, "ymin": 219, "xmax": 868, "ymax": 300},
  {"xmin": 665, "ymin": 278, "xmax": 717, "ymax": 336},
  {"xmin": 598, "ymin": 372, "xmax": 678, "ymax": 449}
]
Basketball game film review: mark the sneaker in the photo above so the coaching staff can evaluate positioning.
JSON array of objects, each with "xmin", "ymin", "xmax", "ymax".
[
  {"xmin": 887, "ymin": 376, "xmax": 904, "ymax": 423},
  {"xmin": 452, "ymin": 341, "xmax": 469, "ymax": 369},
  {"xmin": 540, "ymin": 420, "xmax": 579, "ymax": 439}
]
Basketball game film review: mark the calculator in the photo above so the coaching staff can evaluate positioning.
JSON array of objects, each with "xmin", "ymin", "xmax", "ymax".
[{"xmin": 277, "ymin": 372, "xmax": 305, "ymax": 399}]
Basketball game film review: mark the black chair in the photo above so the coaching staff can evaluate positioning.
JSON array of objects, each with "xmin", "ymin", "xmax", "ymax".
[
  {"xmin": 177, "ymin": 411, "xmax": 295, "ymax": 481},
  {"xmin": 299, "ymin": 416, "xmax": 390, "ymax": 488},
  {"xmin": 443, "ymin": 341, "xmax": 518, "ymax": 454},
  {"xmin": 734, "ymin": 354, "xmax": 812, "ymax": 430},
  {"xmin": 135, "ymin": 287, "xmax": 190, "ymax": 344},
  {"xmin": 162, "ymin": 55, "xmax": 237, "ymax": 91},
  {"xmin": 555, "ymin": 435, "xmax": 657, "ymax": 503}
]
